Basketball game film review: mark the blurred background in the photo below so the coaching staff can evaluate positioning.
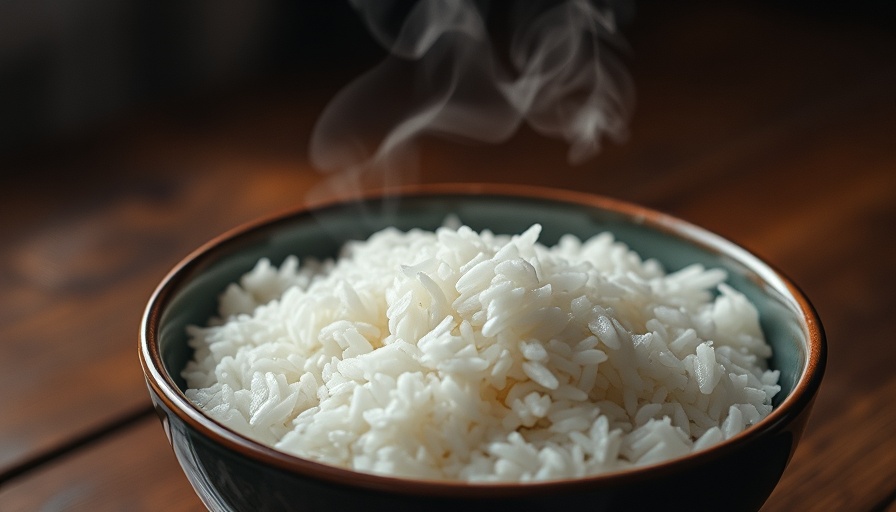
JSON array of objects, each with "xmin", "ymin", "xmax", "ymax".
[
  {"xmin": 0, "ymin": 2, "xmax": 371, "ymax": 151},
  {"xmin": 0, "ymin": 0, "xmax": 889, "ymax": 148},
  {"xmin": 1, "ymin": 0, "xmax": 894, "ymax": 510}
]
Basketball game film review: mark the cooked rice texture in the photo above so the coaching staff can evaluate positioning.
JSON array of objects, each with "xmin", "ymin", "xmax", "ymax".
[{"xmin": 183, "ymin": 224, "xmax": 780, "ymax": 482}]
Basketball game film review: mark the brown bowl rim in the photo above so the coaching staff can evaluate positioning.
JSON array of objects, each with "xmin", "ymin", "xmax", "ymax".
[{"xmin": 139, "ymin": 182, "xmax": 826, "ymax": 498}]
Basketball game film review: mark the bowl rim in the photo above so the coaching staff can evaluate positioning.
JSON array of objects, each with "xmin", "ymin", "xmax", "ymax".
[{"xmin": 139, "ymin": 182, "xmax": 826, "ymax": 497}]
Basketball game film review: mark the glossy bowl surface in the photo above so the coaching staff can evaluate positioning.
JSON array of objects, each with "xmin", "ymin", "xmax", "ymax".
[{"xmin": 140, "ymin": 183, "xmax": 825, "ymax": 512}]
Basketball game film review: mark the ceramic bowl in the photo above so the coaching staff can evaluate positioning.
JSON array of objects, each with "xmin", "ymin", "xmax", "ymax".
[{"xmin": 140, "ymin": 183, "xmax": 825, "ymax": 512}]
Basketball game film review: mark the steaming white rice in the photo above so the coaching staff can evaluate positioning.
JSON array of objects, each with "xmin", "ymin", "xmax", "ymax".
[{"xmin": 183, "ymin": 223, "xmax": 780, "ymax": 482}]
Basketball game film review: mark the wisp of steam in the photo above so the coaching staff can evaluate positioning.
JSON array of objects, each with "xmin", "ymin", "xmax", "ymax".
[{"xmin": 310, "ymin": 0, "xmax": 634, "ymax": 192}]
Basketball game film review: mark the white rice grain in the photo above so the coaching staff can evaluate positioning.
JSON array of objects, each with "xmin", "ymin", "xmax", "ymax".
[{"xmin": 183, "ymin": 223, "xmax": 779, "ymax": 482}]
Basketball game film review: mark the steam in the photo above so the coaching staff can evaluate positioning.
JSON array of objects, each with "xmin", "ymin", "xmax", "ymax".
[{"xmin": 310, "ymin": 0, "xmax": 634, "ymax": 189}]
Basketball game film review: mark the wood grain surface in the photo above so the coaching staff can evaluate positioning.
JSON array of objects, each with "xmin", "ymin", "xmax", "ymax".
[{"xmin": 1, "ymin": 1, "xmax": 894, "ymax": 510}]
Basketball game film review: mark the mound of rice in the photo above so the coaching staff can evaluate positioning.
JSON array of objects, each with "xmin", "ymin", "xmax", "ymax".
[{"xmin": 183, "ymin": 223, "xmax": 780, "ymax": 482}]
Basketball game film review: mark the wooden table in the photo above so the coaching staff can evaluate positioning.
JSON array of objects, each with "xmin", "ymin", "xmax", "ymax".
[{"xmin": 2, "ymin": 1, "xmax": 894, "ymax": 510}]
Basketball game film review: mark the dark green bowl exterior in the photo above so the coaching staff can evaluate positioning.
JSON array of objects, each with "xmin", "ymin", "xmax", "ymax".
[{"xmin": 141, "ymin": 185, "xmax": 825, "ymax": 512}]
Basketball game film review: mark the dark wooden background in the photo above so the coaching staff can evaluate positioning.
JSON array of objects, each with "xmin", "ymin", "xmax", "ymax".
[{"xmin": 1, "ymin": 1, "xmax": 894, "ymax": 510}]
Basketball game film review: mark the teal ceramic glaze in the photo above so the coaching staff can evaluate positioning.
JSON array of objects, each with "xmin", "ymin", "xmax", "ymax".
[{"xmin": 141, "ymin": 184, "xmax": 825, "ymax": 512}]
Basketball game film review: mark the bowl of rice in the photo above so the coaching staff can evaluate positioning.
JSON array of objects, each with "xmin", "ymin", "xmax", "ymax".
[{"xmin": 140, "ymin": 183, "xmax": 825, "ymax": 512}]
